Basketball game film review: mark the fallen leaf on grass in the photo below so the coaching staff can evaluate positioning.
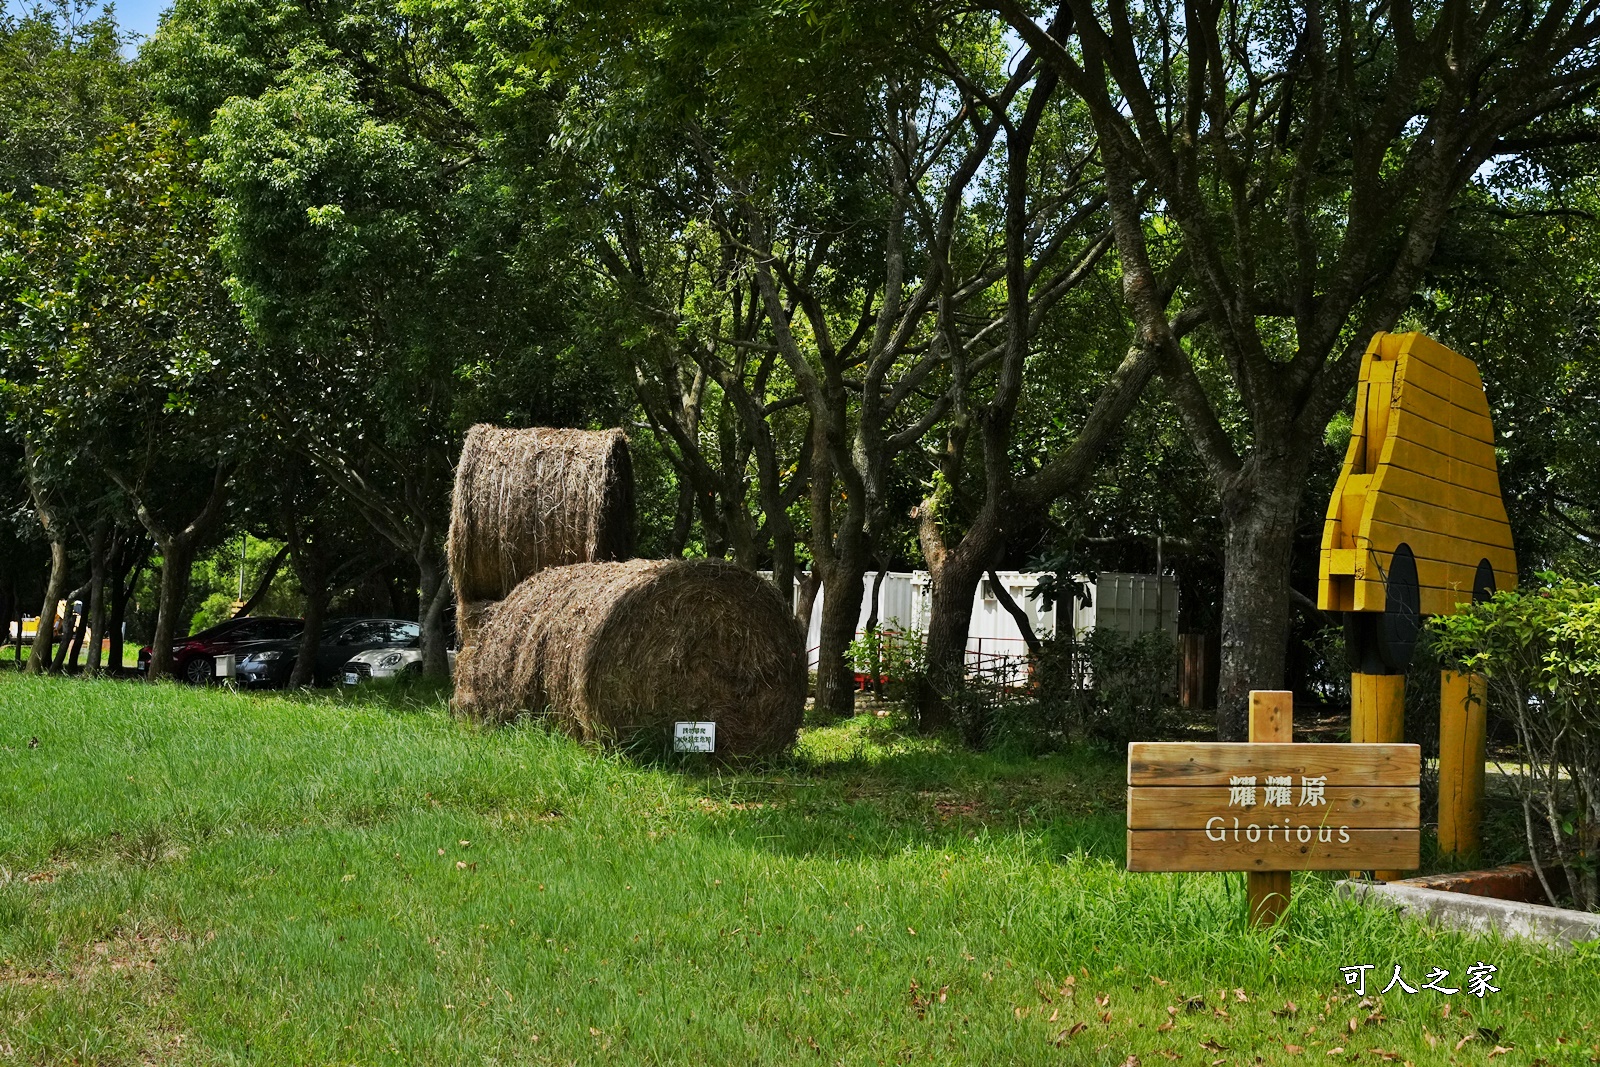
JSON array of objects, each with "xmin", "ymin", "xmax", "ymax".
[
  {"xmin": 1157, "ymin": 1051, "xmax": 1179, "ymax": 1061},
  {"xmin": 1047, "ymin": 1008, "xmax": 1058, "ymax": 1023},
  {"xmin": 1284, "ymin": 1045, "xmax": 1304, "ymax": 1055},
  {"xmin": 1455, "ymin": 1034, "xmax": 1476, "ymax": 1052},
  {"xmin": 1158, "ymin": 1021, "xmax": 1175, "ymax": 1034},
  {"xmin": 1487, "ymin": 1047, "xmax": 1514, "ymax": 1060},
  {"xmin": 1101, "ymin": 1012, "xmax": 1114, "ymax": 1024},
  {"xmin": 1151, "ymin": 976, "xmax": 1171, "ymax": 987},
  {"xmin": 1326, "ymin": 1049, "xmax": 1344, "ymax": 1057},
  {"xmin": 1273, "ymin": 1002, "xmax": 1300, "ymax": 1017},
  {"xmin": 1096, "ymin": 993, "xmax": 1111, "ymax": 1009},
  {"xmin": 1348, "ymin": 1019, "xmax": 1359, "ymax": 1035},
  {"xmin": 1119, "ymin": 1056, "xmax": 1140, "ymax": 1067},
  {"xmin": 1422, "ymin": 1029, "xmax": 1437, "ymax": 1049},
  {"xmin": 1235, "ymin": 988, "xmax": 1249, "ymax": 1003},
  {"xmin": 1214, "ymin": 1007, "xmax": 1231, "ymax": 1020},
  {"xmin": 1052, "ymin": 1023, "xmax": 1088, "ymax": 1045},
  {"xmin": 1200, "ymin": 1039, "xmax": 1229, "ymax": 1053},
  {"xmin": 1369, "ymin": 1049, "xmax": 1399, "ymax": 1061}
]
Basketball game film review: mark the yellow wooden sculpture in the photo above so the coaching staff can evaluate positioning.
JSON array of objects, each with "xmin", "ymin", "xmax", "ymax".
[
  {"xmin": 1317, "ymin": 331, "xmax": 1516, "ymax": 866},
  {"xmin": 1319, "ymin": 331, "xmax": 1517, "ymax": 617}
]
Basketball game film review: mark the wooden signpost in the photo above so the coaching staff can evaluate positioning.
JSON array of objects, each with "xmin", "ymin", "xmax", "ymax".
[
  {"xmin": 1128, "ymin": 691, "xmax": 1420, "ymax": 926},
  {"xmin": 1316, "ymin": 331, "xmax": 1517, "ymax": 863}
]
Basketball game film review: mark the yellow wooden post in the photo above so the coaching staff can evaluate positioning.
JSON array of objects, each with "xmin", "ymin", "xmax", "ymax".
[
  {"xmin": 1247, "ymin": 690, "xmax": 1293, "ymax": 927},
  {"xmin": 1350, "ymin": 672, "xmax": 1406, "ymax": 880},
  {"xmin": 1437, "ymin": 670, "xmax": 1487, "ymax": 859}
]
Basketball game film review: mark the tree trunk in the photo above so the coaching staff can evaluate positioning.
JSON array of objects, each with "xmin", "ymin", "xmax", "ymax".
[
  {"xmin": 0, "ymin": 583, "xmax": 10, "ymax": 669},
  {"xmin": 988, "ymin": 568, "xmax": 1042, "ymax": 657},
  {"xmin": 1215, "ymin": 473, "xmax": 1302, "ymax": 740},
  {"xmin": 62, "ymin": 599, "xmax": 89, "ymax": 670},
  {"xmin": 148, "ymin": 540, "xmax": 196, "ymax": 680},
  {"xmin": 666, "ymin": 478, "xmax": 694, "ymax": 557},
  {"xmin": 813, "ymin": 562, "xmax": 863, "ymax": 719},
  {"xmin": 9, "ymin": 583, "xmax": 22, "ymax": 668},
  {"xmin": 28, "ymin": 540, "xmax": 68, "ymax": 676},
  {"xmin": 85, "ymin": 524, "xmax": 110, "ymax": 672},
  {"xmin": 417, "ymin": 548, "xmax": 452, "ymax": 679},
  {"xmin": 864, "ymin": 565, "xmax": 888, "ymax": 698},
  {"xmin": 287, "ymin": 583, "xmax": 326, "ymax": 689},
  {"xmin": 795, "ymin": 568, "xmax": 821, "ymax": 631},
  {"xmin": 108, "ymin": 543, "xmax": 147, "ymax": 674},
  {"xmin": 915, "ymin": 494, "xmax": 1007, "ymax": 732},
  {"xmin": 917, "ymin": 549, "xmax": 988, "ymax": 733},
  {"xmin": 230, "ymin": 543, "xmax": 290, "ymax": 619}
]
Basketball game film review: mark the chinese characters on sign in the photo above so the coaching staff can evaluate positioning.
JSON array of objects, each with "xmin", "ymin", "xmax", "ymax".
[
  {"xmin": 1209, "ymin": 772, "xmax": 1347, "ymax": 844},
  {"xmin": 1339, "ymin": 963, "xmax": 1500, "ymax": 998},
  {"xmin": 1228, "ymin": 774, "xmax": 1328, "ymax": 808}
]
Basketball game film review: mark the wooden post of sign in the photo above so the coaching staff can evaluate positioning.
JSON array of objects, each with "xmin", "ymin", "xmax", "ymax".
[
  {"xmin": 1247, "ymin": 691, "xmax": 1293, "ymax": 928},
  {"xmin": 1437, "ymin": 670, "xmax": 1487, "ymax": 858}
]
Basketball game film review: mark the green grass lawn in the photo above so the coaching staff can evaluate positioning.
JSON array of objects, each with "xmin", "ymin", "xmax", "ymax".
[
  {"xmin": 0, "ymin": 644, "xmax": 142, "ymax": 669},
  {"xmin": 0, "ymin": 675, "xmax": 1595, "ymax": 1065}
]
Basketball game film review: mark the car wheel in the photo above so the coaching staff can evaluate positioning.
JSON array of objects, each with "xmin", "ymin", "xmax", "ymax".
[{"xmin": 183, "ymin": 656, "xmax": 215, "ymax": 685}]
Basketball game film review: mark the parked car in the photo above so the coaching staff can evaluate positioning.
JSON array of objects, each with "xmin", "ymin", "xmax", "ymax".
[
  {"xmin": 340, "ymin": 642, "xmax": 456, "ymax": 686},
  {"xmin": 235, "ymin": 618, "xmax": 420, "ymax": 688},
  {"xmin": 138, "ymin": 616, "xmax": 305, "ymax": 684}
]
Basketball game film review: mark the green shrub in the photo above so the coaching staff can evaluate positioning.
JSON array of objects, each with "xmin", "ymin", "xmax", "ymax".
[
  {"xmin": 991, "ymin": 628, "xmax": 1174, "ymax": 754},
  {"xmin": 845, "ymin": 621, "xmax": 926, "ymax": 704},
  {"xmin": 1432, "ymin": 575, "xmax": 1600, "ymax": 911}
]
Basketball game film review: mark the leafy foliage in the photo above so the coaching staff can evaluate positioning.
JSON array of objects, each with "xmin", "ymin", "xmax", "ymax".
[{"xmin": 1433, "ymin": 576, "xmax": 1600, "ymax": 910}]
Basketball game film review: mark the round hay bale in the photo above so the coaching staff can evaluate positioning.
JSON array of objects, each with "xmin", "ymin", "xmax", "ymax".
[
  {"xmin": 452, "ymin": 559, "xmax": 805, "ymax": 757},
  {"xmin": 449, "ymin": 425, "xmax": 634, "ymax": 642}
]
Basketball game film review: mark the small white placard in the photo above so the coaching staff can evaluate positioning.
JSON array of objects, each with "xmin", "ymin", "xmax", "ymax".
[{"xmin": 673, "ymin": 721, "xmax": 716, "ymax": 753}]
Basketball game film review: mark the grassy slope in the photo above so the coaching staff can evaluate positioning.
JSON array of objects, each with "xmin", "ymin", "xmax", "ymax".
[{"xmin": 0, "ymin": 675, "xmax": 1595, "ymax": 1065}]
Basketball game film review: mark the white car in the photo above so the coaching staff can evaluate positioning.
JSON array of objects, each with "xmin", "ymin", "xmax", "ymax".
[{"xmin": 340, "ymin": 647, "xmax": 455, "ymax": 685}]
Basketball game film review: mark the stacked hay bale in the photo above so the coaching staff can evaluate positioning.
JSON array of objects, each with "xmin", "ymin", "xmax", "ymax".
[
  {"xmin": 453, "ymin": 559, "xmax": 804, "ymax": 755},
  {"xmin": 448, "ymin": 424, "xmax": 805, "ymax": 756},
  {"xmin": 449, "ymin": 425, "xmax": 634, "ymax": 646}
]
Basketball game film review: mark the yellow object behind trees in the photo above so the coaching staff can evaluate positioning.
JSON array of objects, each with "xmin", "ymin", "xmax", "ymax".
[
  {"xmin": 1318, "ymin": 331, "xmax": 1517, "ymax": 616},
  {"xmin": 1318, "ymin": 331, "xmax": 1517, "ymax": 869}
]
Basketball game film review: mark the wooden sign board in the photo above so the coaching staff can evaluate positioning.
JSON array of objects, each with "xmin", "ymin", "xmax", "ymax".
[{"xmin": 1127, "ymin": 742, "xmax": 1420, "ymax": 873}]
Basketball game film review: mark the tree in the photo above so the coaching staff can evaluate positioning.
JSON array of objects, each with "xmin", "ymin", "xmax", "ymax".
[
  {"xmin": 149, "ymin": 0, "xmax": 620, "ymax": 676},
  {"xmin": 996, "ymin": 0, "xmax": 1600, "ymax": 738},
  {"xmin": 0, "ymin": 0, "xmax": 135, "ymax": 200},
  {"xmin": 1, "ymin": 122, "xmax": 253, "ymax": 678}
]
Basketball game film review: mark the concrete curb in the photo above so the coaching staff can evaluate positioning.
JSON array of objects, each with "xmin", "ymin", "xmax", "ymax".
[{"xmin": 1336, "ymin": 879, "xmax": 1600, "ymax": 948}]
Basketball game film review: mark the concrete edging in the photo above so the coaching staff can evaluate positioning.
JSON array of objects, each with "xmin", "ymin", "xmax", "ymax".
[{"xmin": 1335, "ymin": 879, "xmax": 1600, "ymax": 949}]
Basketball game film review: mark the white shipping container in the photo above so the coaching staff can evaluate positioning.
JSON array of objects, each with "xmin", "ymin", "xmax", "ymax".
[{"xmin": 768, "ymin": 568, "xmax": 1178, "ymax": 676}]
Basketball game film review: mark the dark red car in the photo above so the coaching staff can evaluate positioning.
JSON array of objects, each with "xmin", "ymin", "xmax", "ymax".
[{"xmin": 137, "ymin": 616, "xmax": 304, "ymax": 684}]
